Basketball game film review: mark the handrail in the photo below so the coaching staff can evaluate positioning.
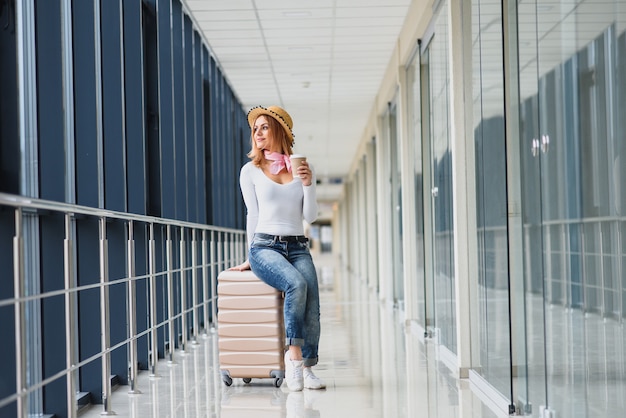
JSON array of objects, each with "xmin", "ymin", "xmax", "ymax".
[
  {"xmin": 0, "ymin": 192, "xmax": 243, "ymax": 233},
  {"xmin": 0, "ymin": 192, "xmax": 246, "ymax": 417}
]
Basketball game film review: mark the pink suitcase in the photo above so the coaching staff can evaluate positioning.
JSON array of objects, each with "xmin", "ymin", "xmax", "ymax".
[{"xmin": 217, "ymin": 270, "xmax": 285, "ymax": 387}]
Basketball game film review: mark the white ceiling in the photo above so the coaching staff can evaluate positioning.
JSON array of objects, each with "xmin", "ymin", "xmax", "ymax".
[{"xmin": 183, "ymin": 0, "xmax": 413, "ymax": 205}]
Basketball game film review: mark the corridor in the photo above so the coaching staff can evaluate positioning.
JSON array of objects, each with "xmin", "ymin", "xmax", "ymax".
[{"xmin": 78, "ymin": 253, "xmax": 501, "ymax": 418}]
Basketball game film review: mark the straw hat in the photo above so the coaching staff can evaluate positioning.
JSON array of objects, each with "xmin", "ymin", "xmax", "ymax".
[{"xmin": 247, "ymin": 105, "xmax": 294, "ymax": 143}]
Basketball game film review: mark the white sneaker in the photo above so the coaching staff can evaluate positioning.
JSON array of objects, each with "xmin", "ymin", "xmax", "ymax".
[
  {"xmin": 284, "ymin": 351, "xmax": 304, "ymax": 391},
  {"xmin": 303, "ymin": 367, "xmax": 326, "ymax": 390}
]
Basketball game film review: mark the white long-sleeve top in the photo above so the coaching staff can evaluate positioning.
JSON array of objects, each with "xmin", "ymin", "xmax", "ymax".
[{"xmin": 239, "ymin": 161, "xmax": 318, "ymax": 247}]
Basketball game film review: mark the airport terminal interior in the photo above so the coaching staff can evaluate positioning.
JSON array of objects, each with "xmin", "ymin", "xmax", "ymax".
[{"xmin": 0, "ymin": 0, "xmax": 625, "ymax": 417}]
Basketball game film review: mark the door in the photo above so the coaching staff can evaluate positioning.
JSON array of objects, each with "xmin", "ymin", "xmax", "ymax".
[{"xmin": 424, "ymin": 0, "xmax": 456, "ymax": 354}]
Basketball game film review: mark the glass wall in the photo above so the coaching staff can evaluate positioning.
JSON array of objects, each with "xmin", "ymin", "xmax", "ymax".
[
  {"xmin": 470, "ymin": 0, "xmax": 626, "ymax": 415},
  {"xmin": 406, "ymin": 50, "xmax": 427, "ymax": 330},
  {"xmin": 427, "ymin": 0, "xmax": 457, "ymax": 354},
  {"xmin": 470, "ymin": 0, "xmax": 512, "ymax": 401},
  {"xmin": 388, "ymin": 102, "xmax": 405, "ymax": 307},
  {"xmin": 513, "ymin": 0, "xmax": 626, "ymax": 416}
]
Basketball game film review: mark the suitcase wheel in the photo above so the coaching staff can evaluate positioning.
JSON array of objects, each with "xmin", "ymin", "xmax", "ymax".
[
  {"xmin": 243, "ymin": 378, "xmax": 252, "ymax": 384},
  {"xmin": 222, "ymin": 375, "xmax": 233, "ymax": 386},
  {"xmin": 274, "ymin": 378, "xmax": 283, "ymax": 388}
]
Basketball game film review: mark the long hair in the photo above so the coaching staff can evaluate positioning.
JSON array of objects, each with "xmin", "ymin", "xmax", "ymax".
[{"xmin": 248, "ymin": 115, "xmax": 293, "ymax": 167}]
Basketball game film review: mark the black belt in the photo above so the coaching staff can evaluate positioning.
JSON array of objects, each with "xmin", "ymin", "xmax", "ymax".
[{"xmin": 255, "ymin": 233, "xmax": 308, "ymax": 243}]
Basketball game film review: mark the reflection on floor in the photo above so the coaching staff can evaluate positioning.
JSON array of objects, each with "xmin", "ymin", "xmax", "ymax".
[{"xmin": 79, "ymin": 254, "xmax": 505, "ymax": 418}]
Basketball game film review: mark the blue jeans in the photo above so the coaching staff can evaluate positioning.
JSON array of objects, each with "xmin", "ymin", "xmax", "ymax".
[{"xmin": 248, "ymin": 233, "xmax": 320, "ymax": 367}]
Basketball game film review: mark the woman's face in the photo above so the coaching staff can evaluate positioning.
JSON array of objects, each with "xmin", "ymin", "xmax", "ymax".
[{"xmin": 253, "ymin": 116, "xmax": 274, "ymax": 151}]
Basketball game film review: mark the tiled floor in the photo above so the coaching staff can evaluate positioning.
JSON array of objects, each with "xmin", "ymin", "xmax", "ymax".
[{"xmin": 79, "ymin": 254, "xmax": 506, "ymax": 418}]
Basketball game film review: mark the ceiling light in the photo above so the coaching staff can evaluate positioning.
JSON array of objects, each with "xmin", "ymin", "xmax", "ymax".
[
  {"xmin": 283, "ymin": 11, "xmax": 312, "ymax": 18},
  {"xmin": 288, "ymin": 46, "xmax": 314, "ymax": 52}
]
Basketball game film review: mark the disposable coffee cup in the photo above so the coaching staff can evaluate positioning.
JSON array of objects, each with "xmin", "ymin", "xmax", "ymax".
[{"xmin": 290, "ymin": 154, "xmax": 306, "ymax": 178}]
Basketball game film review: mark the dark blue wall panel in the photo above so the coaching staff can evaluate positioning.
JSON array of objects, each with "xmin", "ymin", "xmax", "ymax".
[
  {"xmin": 194, "ymin": 32, "xmax": 206, "ymax": 224},
  {"xmin": 72, "ymin": 0, "xmax": 104, "ymax": 407},
  {"xmin": 184, "ymin": 16, "xmax": 196, "ymax": 223},
  {"xmin": 124, "ymin": 0, "xmax": 147, "ymax": 216},
  {"xmin": 73, "ymin": 0, "xmax": 100, "ymax": 208},
  {"xmin": 157, "ymin": 0, "xmax": 176, "ymax": 220},
  {"xmin": 101, "ymin": 0, "xmax": 129, "ymax": 386},
  {"xmin": 101, "ymin": 0, "xmax": 127, "ymax": 213},
  {"xmin": 106, "ymin": 221, "xmax": 129, "ymax": 385},
  {"xmin": 154, "ymin": 225, "xmax": 167, "ymax": 357},
  {"xmin": 142, "ymin": 1, "xmax": 161, "ymax": 218},
  {"xmin": 0, "ymin": 5, "xmax": 18, "ymax": 415},
  {"xmin": 0, "ymin": 1, "xmax": 19, "ymax": 195},
  {"xmin": 0, "ymin": 213, "xmax": 16, "ymax": 417},
  {"xmin": 172, "ymin": 1, "xmax": 187, "ymax": 221},
  {"xmin": 40, "ymin": 215, "xmax": 67, "ymax": 416},
  {"xmin": 35, "ymin": 1, "xmax": 68, "ymax": 414},
  {"xmin": 36, "ymin": 0, "xmax": 65, "ymax": 202},
  {"xmin": 76, "ymin": 218, "xmax": 101, "ymax": 401},
  {"xmin": 133, "ymin": 223, "xmax": 149, "ymax": 369},
  {"xmin": 203, "ymin": 53, "xmax": 213, "ymax": 225},
  {"xmin": 123, "ymin": 2, "xmax": 150, "ymax": 368}
]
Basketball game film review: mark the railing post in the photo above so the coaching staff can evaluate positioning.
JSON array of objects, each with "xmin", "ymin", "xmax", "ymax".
[
  {"xmin": 218, "ymin": 232, "xmax": 224, "ymax": 273},
  {"xmin": 217, "ymin": 231, "xmax": 223, "ymax": 274},
  {"xmin": 229, "ymin": 232, "xmax": 235, "ymax": 269},
  {"xmin": 202, "ymin": 230, "xmax": 209, "ymax": 336},
  {"xmin": 211, "ymin": 230, "xmax": 218, "ymax": 328},
  {"xmin": 179, "ymin": 227, "xmax": 187, "ymax": 353},
  {"xmin": 126, "ymin": 221, "xmax": 141, "ymax": 394},
  {"xmin": 238, "ymin": 232, "xmax": 243, "ymax": 264},
  {"xmin": 148, "ymin": 224, "xmax": 159, "ymax": 377},
  {"xmin": 166, "ymin": 225, "xmax": 175, "ymax": 363},
  {"xmin": 191, "ymin": 229, "xmax": 199, "ymax": 344},
  {"xmin": 14, "ymin": 208, "xmax": 26, "ymax": 418},
  {"xmin": 99, "ymin": 217, "xmax": 114, "ymax": 415},
  {"xmin": 64, "ymin": 213, "xmax": 77, "ymax": 418}
]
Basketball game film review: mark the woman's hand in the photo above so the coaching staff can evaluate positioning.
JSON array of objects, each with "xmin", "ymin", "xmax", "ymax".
[
  {"xmin": 297, "ymin": 161, "xmax": 313, "ymax": 186},
  {"xmin": 228, "ymin": 260, "xmax": 251, "ymax": 271}
]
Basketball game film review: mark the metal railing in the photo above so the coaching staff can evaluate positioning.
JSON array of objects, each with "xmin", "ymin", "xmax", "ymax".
[{"xmin": 0, "ymin": 192, "xmax": 246, "ymax": 417}]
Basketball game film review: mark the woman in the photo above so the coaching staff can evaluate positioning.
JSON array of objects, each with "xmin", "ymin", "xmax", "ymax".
[{"xmin": 229, "ymin": 105, "xmax": 325, "ymax": 392}]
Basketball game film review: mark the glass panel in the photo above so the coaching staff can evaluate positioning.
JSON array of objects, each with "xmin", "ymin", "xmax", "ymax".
[
  {"xmin": 429, "ymin": 0, "xmax": 456, "ymax": 353},
  {"xmin": 388, "ymin": 103, "xmax": 405, "ymax": 306},
  {"xmin": 406, "ymin": 51, "xmax": 426, "ymax": 328},
  {"xmin": 471, "ymin": 0, "xmax": 512, "ymax": 399},
  {"xmin": 516, "ymin": 0, "xmax": 548, "ymax": 414},
  {"xmin": 516, "ymin": 0, "xmax": 626, "ymax": 416}
]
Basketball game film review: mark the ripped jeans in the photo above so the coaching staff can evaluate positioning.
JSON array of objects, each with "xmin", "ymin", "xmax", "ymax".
[{"xmin": 248, "ymin": 233, "xmax": 321, "ymax": 367}]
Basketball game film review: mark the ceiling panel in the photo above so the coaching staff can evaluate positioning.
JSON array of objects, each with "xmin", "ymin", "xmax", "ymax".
[{"xmin": 183, "ymin": 0, "xmax": 413, "ymax": 205}]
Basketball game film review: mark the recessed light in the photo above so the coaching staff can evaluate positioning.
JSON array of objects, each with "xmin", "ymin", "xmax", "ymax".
[
  {"xmin": 283, "ymin": 11, "xmax": 312, "ymax": 18},
  {"xmin": 288, "ymin": 46, "xmax": 314, "ymax": 52}
]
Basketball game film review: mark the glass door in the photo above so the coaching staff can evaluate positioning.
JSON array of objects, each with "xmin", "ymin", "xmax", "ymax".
[
  {"xmin": 420, "ymin": 45, "xmax": 435, "ymax": 335},
  {"xmin": 425, "ymin": 0, "xmax": 456, "ymax": 354},
  {"xmin": 406, "ymin": 43, "xmax": 427, "ymax": 331}
]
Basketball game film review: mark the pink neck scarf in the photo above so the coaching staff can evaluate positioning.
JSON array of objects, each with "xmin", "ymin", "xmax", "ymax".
[{"xmin": 264, "ymin": 150, "xmax": 292, "ymax": 174}]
